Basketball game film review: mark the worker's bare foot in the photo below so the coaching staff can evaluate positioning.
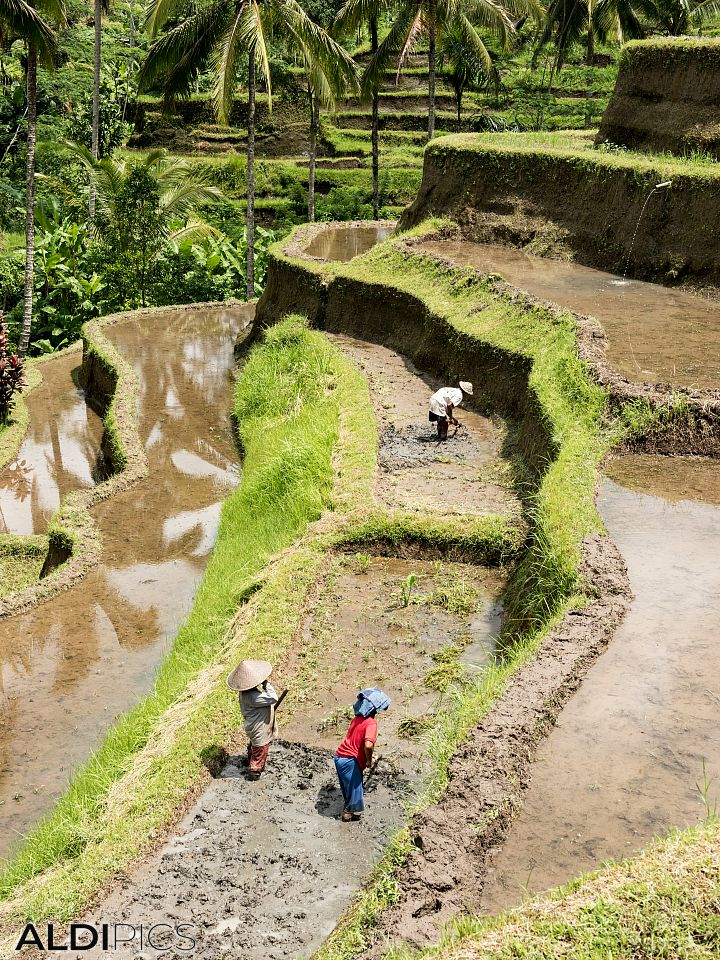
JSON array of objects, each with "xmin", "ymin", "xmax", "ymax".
[
  {"xmin": 247, "ymin": 772, "xmax": 261, "ymax": 781},
  {"xmin": 341, "ymin": 810, "xmax": 354, "ymax": 822}
]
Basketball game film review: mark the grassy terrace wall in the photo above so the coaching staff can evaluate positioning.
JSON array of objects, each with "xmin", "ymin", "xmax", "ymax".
[
  {"xmin": 597, "ymin": 39, "xmax": 720, "ymax": 158},
  {"xmin": 399, "ymin": 132, "xmax": 720, "ymax": 286}
]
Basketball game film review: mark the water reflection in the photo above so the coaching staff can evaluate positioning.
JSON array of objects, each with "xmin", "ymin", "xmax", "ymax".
[
  {"xmin": 304, "ymin": 223, "xmax": 394, "ymax": 262},
  {"xmin": 0, "ymin": 303, "xmax": 254, "ymax": 861},
  {"xmin": 0, "ymin": 353, "xmax": 105, "ymax": 535}
]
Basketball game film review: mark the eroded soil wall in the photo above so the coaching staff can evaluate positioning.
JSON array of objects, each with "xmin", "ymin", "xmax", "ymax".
[
  {"xmin": 597, "ymin": 39, "xmax": 720, "ymax": 158},
  {"xmin": 399, "ymin": 138, "xmax": 720, "ymax": 286}
]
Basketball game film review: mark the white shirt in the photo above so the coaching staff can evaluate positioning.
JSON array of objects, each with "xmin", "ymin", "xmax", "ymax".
[{"xmin": 429, "ymin": 387, "xmax": 463, "ymax": 417}]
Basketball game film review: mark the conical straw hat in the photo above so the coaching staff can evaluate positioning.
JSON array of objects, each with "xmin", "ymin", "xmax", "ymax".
[
  {"xmin": 459, "ymin": 381, "xmax": 473, "ymax": 396},
  {"xmin": 227, "ymin": 659, "xmax": 272, "ymax": 692}
]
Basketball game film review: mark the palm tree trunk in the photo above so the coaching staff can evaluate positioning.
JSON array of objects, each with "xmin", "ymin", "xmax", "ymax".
[
  {"xmin": 308, "ymin": 92, "xmax": 318, "ymax": 222},
  {"xmin": 370, "ymin": 15, "xmax": 379, "ymax": 220},
  {"xmin": 90, "ymin": 0, "xmax": 102, "ymax": 219},
  {"xmin": 246, "ymin": 51, "xmax": 256, "ymax": 299},
  {"xmin": 427, "ymin": 0, "xmax": 436, "ymax": 141},
  {"xmin": 123, "ymin": 5, "xmax": 133, "ymax": 122},
  {"xmin": 586, "ymin": 24, "xmax": 595, "ymax": 66},
  {"xmin": 20, "ymin": 43, "xmax": 37, "ymax": 357}
]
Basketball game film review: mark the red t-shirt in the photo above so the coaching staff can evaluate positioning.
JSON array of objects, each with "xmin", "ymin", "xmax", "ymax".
[{"xmin": 336, "ymin": 715, "xmax": 378, "ymax": 770}]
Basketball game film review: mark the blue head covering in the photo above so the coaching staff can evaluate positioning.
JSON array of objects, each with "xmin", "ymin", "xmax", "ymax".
[{"xmin": 353, "ymin": 687, "xmax": 391, "ymax": 718}]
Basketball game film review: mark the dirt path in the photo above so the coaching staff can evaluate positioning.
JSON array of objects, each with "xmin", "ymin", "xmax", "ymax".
[
  {"xmin": 478, "ymin": 454, "xmax": 720, "ymax": 913},
  {"xmin": 72, "ymin": 742, "xmax": 403, "ymax": 960},
  {"xmin": 327, "ymin": 334, "xmax": 517, "ymax": 518}
]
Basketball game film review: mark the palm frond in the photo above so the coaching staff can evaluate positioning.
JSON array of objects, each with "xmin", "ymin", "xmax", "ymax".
[
  {"xmin": 275, "ymin": 0, "xmax": 359, "ymax": 97},
  {"xmin": 160, "ymin": 180, "xmax": 222, "ymax": 217},
  {"xmin": 363, "ymin": 0, "xmax": 417, "ymax": 89},
  {"xmin": 144, "ymin": 0, "xmax": 186, "ymax": 35},
  {"xmin": 334, "ymin": 0, "xmax": 384, "ymax": 34},
  {"xmin": 397, "ymin": 9, "xmax": 424, "ymax": 76},
  {"xmin": 167, "ymin": 218, "xmax": 219, "ymax": 246},
  {"xmin": 139, "ymin": 0, "xmax": 230, "ymax": 105},
  {"xmin": 690, "ymin": 0, "xmax": 720, "ymax": 21},
  {"xmin": 0, "ymin": 0, "xmax": 57, "ymax": 65}
]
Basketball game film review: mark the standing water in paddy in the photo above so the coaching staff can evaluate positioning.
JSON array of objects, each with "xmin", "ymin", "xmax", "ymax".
[
  {"xmin": 479, "ymin": 454, "xmax": 720, "ymax": 913},
  {"xmin": 303, "ymin": 223, "xmax": 394, "ymax": 262},
  {"xmin": 416, "ymin": 240, "xmax": 720, "ymax": 390},
  {"xmin": 0, "ymin": 304, "xmax": 252, "ymax": 862},
  {"xmin": 0, "ymin": 353, "xmax": 104, "ymax": 536}
]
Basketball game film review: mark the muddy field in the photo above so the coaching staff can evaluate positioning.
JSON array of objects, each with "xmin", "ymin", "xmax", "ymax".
[
  {"xmin": 327, "ymin": 334, "xmax": 518, "ymax": 519},
  {"xmin": 63, "ymin": 554, "xmax": 505, "ymax": 956},
  {"xmin": 72, "ymin": 742, "xmax": 403, "ymax": 960},
  {"xmin": 416, "ymin": 240, "xmax": 720, "ymax": 391}
]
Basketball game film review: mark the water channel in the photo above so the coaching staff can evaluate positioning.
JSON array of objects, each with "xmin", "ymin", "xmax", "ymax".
[{"xmin": 0, "ymin": 303, "xmax": 253, "ymax": 861}]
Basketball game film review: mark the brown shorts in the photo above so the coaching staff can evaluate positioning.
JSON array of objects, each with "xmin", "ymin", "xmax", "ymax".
[{"xmin": 247, "ymin": 743, "xmax": 270, "ymax": 773}]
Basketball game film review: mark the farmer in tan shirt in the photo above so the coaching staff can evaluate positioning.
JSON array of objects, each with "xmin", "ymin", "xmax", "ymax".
[{"xmin": 228, "ymin": 659, "xmax": 287, "ymax": 780}]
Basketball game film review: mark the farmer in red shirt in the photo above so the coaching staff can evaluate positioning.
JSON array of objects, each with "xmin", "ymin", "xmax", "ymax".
[{"xmin": 334, "ymin": 688, "xmax": 390, "ymax": 822}]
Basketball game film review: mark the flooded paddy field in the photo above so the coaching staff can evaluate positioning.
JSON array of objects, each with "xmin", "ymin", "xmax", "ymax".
[
  {"xmin": 0, "ymin": 353, "xmax": 105, "ymax": 536},
  {"xmin": 303, "ymin": 223, "xmax": 394, "ymax": 262},
  {"xmin": 0, "ymin": 303, "xmax": 254, "ymax": 861},
  {"xmin": 416, "ymin": 240, "xmax": 720, "ymax": 390},
  {"xmin": 479, "ymin": 454, "xmax": 720, "ymax": 913},
  {"xmin": 327, "ymin": 334, "xmax": 518, "ymax": 520},
  {"xmin": 68, "ymin": 554, "xmax": 504, "ymax": 958}
]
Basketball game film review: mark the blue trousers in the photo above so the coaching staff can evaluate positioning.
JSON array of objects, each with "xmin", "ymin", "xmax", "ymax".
[{"xmin": 334, "ymin": 755, "xmax": 364, "ymax": 813}]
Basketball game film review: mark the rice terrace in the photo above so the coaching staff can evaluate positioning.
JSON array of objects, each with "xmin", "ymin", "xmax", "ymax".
[{"xmin": 0, "ymin": 0, "xmax": 719, "ymax": 953}]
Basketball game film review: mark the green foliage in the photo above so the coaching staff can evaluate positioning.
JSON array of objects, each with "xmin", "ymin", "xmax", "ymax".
[
  {"xmin": 66, "ymin": 63, "xmax": 135, "ymax": 158},
  {"xmin": 354, "ymin": 552, "xmax": 371, "ymax": 573},
  {"xmin": 30, "ymin": 218, "xmax": 104, "ymax": 351},
  {"xmin": 0, "ymin": 318, "xmax": 25, "ymax": 422},
  {"xmin": 398, "ymin": 572, "xmax": 417, "ymax": 607},
  {"xmin": 94, "ymin": 164, "xmax": 164, "ymax": 307}
]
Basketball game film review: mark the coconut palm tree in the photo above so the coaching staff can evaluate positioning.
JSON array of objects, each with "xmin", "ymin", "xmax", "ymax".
[
  {"xmin": 438, "ymin": 21, "xmax": 500, "ymax": 124},
  {"xmin": 363, "ymin": 0, "xmax": 535, "ymax": 141},
  {"xmin": 89, "ymin": 0, "xmax": 111, "ymax": 220},
  {"xmin": 335, "ymin": 0, "xmax": 390, "ymax": 220},
  {"xmin": 302, "ymin": 43, "xmax": 358, "ymax": 221},
  {"xmin": 1, "ymin": 0, "xmax": 66, "ymax": 354},
  {"xmin": 536, "ymin": 0, "xmax": 645, "ymax": 71},
  {"xmin": 140, "ymin": 0, "xmax": 357, "ymax": 296}
]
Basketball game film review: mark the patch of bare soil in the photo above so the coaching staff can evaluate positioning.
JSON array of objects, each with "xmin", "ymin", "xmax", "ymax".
[
  {"xmin": 281, "ymin": 555, "xmax": 505, "ymax": 773},
  {"xmin": 72, "ymin": 742, "xmax": 404, "ymax": 960},
  {"xmin": 327, "ymin": 334, "xmax": 519, "ymax": 519},
  {"xmin": 366, "ymin": 533, "xmax": 631, "ymax": 953}
]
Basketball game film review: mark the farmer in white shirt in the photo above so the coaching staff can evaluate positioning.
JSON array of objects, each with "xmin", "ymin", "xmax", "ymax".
[{"xmin": 428, "ymin": 381, "xmax": 473, "ymax": 441}]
